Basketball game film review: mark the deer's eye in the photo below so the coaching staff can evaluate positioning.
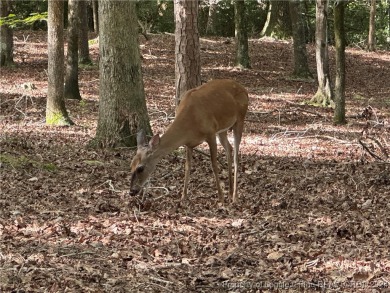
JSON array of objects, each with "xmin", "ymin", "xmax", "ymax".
[{"xmin": 136, "ymin": 165, "xmax": 145, "ymax": 173}]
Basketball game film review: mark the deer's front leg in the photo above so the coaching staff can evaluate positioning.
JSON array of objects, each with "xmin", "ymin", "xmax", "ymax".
[
  {"xmin": 208, "ymin": 137, "xmax": 224, "ymax": 203},
  {"xmin": 181, "ymin": 146, "xmax": 193, "ymax": 202}
]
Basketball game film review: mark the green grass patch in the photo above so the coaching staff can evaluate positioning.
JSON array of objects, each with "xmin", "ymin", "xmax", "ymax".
[{"xmin": 0, "ymin": 153, "xmax": 58, "ymax": 172}]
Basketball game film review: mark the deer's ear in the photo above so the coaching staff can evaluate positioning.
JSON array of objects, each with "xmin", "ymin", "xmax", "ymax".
[
  {"xmin": 137, "ymin": 130, "xmax": 148, "ymax": 148},
  {"xmin": 149, "ymin": 134, "xmax": 160, "ymax": 150}
]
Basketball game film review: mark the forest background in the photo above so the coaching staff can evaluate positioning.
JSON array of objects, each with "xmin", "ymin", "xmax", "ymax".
[{"xmin": 1, "ymin": 0, "xmax": 389, "ymax": 292}]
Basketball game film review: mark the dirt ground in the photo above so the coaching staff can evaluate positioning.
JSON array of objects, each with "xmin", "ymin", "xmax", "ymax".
[{"xmin": 1, "ymin": 31, "xmax": 390, "ymax": 292}]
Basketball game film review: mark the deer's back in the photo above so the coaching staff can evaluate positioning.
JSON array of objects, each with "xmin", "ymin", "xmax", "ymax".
[{"xmin": 175, "ymin": 79, "xmax": 248, "ymax": 141}]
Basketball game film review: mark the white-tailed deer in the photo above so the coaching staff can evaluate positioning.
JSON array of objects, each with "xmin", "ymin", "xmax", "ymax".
[{"xmin": 130, "ymin": 79, "xmax": 248, "ymax": 203}]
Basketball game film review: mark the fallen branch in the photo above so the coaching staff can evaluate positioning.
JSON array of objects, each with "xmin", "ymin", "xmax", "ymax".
[
  {"xmin": 248, "ymin": 110, "xmax": 277, "ymax": 115},
  {"xmin": 271, "ymin": 129, "xmax": 309, "ymax": 140},
  {"xmin": 359, "ymin": 137, "xmax": 389, "ymax": 162},
  {"xmin": 359, "ymin": 139, "xmax": 385, "ymax": 161},
  {"xmin": 292, "ymin": 107, "xmax": 325, "ymax": 117},
  {"xmin": 152, "ymin": 262, "xmax": 187, "ymax": 269},
  {"xmin": 289, "ymin": 135, "xmax": 357, "ymax": 145}
]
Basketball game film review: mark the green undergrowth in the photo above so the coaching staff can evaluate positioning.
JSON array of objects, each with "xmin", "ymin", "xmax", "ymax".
[{"xmin": 0, "ymin": 153, "xmax": 58, "ymax": 172}]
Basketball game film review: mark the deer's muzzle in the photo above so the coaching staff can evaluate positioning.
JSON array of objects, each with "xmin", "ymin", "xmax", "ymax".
[{"xmin": 129, "ymin": 186, "xmax": 141, "ymax": 196}]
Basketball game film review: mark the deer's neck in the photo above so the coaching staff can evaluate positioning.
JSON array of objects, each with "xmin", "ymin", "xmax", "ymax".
[{"xmin": 152, "ymin": 123, "xmax": 187, "ymax": 160}]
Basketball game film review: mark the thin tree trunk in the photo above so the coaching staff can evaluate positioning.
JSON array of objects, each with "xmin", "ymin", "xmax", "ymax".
[
  {"xmin": 289, "ymin": 0, "xmax": 312, "ymax": 79},
  {"xmin": 260, "ymin": 0, "xmax": 274, "ymax": 37},
  {"xmin": 334, "ymin": 1, "xmax": 346, "ymax": 124},
  {"xmin": 260, "ymin": 0, "xmax": 284, "ymax": 37},
  {"xmin": 206, "ymin": 0, "xmax": 218, "ymax": 36},
  {"xmin": 234, "ymin": 0, "xmax": 250, "ymax": 69},
  {"xmin": 78, "ymin": 0, "xmax": 92, "ymax": 65},
  {"xmin": 46, "ymin": 0, "xmax": 73, "ymax": 126},
  {"xmin": 92, "ymin": 0, "xmax": 99, "ymax": 34},
  {"xmin": 368, "ymin": 0, "xmax": 376, "ymax": 51},
  {"xmin": 64, "ymin": 0, "xmax": 82, "ymax": 100},
  {"xmin": 92, "ymin": 0, "xmax": 151, "ymax": 148},
  {"xmin": 0, "ymin": 0, "xmax": 14, "ymax": 66},
  {"xmin": 311, "ymin": 0, "xmax": 333, "ymax": 107},
  {"xmin": 174, "ymin": 0, "xmax": 201, "ymax": 106}
]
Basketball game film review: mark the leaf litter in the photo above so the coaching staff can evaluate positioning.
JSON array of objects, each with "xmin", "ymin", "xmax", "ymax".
[{"xmin": 0, "ymin": 32, "xmax": 389, "ymax": 292}]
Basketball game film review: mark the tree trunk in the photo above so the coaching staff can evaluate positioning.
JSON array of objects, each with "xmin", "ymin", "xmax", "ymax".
[
  {"xmin": 92, "ymin": 0, "xmax": 151, "ymax": 148},
  {"xmin": 206, "ymin": 0, "xmax": 218, "ymax": 36},
  {"xmin": 0, "ymin": 0, "xmax": 14, "ymax": 66},
  {"xmin": 92, "ymin": 0, "xmax": 99, "ymax": 34},
  {"xmin": 368, "ymin": 0, "xmax": 376, "ymax": 51},
  {"xmin": 78, "ymin": 0, "xmax": 92, "ymax": 65},
  {"xmin": 334, "ymin": 1, "xmax": 346, "ymax": 124},
  {"xmin": 311, "ymin": 0, "xmax": 333, "ymax": 107},
  {"xmin": 260, "ymin": 0, "xmax": 285, "ymax": 37},
  {"xmin": 174, "ymin": 0, "xmax": 201, "ymax": 106},
  {"xmin": 46, "ymin": 0, "xmax": 73, "ymax": 126},
  {"xmin": 289, "ymin": 0, "xmax": 312, "ymax": 79},
  {"xmin": 64, "ymin": 0, "xmax": 82, "ymax": 100},
  {"xmin": 234, "ymin": 0, "xmax": 250, "ymax": 69},
  {"xmin": 260, "ymin": 1, "xmax": 274, "ymax": 37}
]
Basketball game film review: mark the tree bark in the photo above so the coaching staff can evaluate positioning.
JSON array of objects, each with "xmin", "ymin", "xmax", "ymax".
[
  {"xmin": 289, "ymin": 0, "xmax": 312, "ymax": 79},
  {"xmin": 46, "ymin": 0, "xmax": 73, "ymax": 126},
  {"xmin": 234, "ymin": 0, "xmax": 250, "ymax": 69},
  {"xmin": 92, "ymin": 0, "xmax": 151, "ymax": 148},
  {"xmin": 311, "ymin": 0, "xmax": 333, "ymax": 107},
  {"xmin": 174, "ymin": 0, "xmax": 201, "ymax": 105},
  {"xmin": 334, "ymin": 1, "xmax": 346, "ymax": 124},
  {"xmin": 78, "ymin": 0, "xmax": 92, "ymax": 64},
  {"xmin": 64, "ymin": 0, "xmax": 82, "ymax": 100},
  {"xmin": 0, "ymin": 0, "xmax": 14, "ymax": 66},
  {"xmin": 368, "ymin": 0, "xmax": 376, "ymax": 51}
]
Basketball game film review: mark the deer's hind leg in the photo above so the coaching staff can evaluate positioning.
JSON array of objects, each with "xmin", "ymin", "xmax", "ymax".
[
  {"xmin": 231, "ymin": 120, "xmax": 245, "ymax": 203},
  {"xmin": 181, "ymin": 146, "xmax": 193, "ymax": 202},
  {"xmin": 218, "ymin": 131, "xmax": 233, "ymax": 199},
  {"xmin": 207, "ymin": 136, "xmax": 224, "ymax": 203}
]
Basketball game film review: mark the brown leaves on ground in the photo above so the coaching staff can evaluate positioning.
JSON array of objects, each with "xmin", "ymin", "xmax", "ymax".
[{"xmin": 1, "ymin": 32, "xmax": 389, "ymax": 292}]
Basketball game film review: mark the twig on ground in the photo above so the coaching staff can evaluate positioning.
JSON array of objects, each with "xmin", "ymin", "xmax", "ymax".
[
  {"xmin": 149, "ymin": 276, "xmax": 174, "ymax": 285},
  {"xmin": 95, "ymin": 180, "xmax": 121, "ymax": 193},
  {"xmin": 59, "ymin": 251, "xmax": 96, "ymax": 258},
  {"xmin": 14, "ymin": 95, "xmax": 34, "ymax": 118},
  {"xmin": 359, "ymin": 139, "xmax": 384, "ymax": 161},
  {"xmin": 133, "ymin": 210, "xmax": 139, "ymax": 223},
  {"xmin": 147, "ymin": 186, "xmax": 170, "ymax": 195},
  {"xmin": 149, "ymin": 110, "xmax": 170, "ymax": 122}
]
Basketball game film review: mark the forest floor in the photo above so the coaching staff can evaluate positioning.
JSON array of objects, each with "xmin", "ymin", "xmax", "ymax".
[{"xmin": 1, "ymin": 31, "xmax": 390, "ymax": 292}]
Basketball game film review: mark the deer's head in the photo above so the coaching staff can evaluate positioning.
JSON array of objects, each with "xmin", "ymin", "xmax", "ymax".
[{"xmin": 129, "ymin": 131, "xmax": 160, "ymax": 196}]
